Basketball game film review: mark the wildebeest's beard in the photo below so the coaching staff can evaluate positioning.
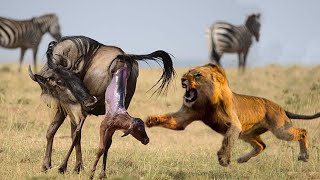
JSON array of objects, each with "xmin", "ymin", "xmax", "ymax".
[{"xmin": 105, "ymin": 65, "xmax": 149, "ymax": 145}]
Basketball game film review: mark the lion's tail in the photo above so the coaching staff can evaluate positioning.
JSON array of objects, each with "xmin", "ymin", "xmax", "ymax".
[{"xmin": 285, "ymin": 111, "xmax": 320, "ymax": 120}]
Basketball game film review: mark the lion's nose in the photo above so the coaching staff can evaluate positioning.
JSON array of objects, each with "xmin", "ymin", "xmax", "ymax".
[{"xmin": 181, "ymin": 77, "xmax": 188, "ymax": 88}]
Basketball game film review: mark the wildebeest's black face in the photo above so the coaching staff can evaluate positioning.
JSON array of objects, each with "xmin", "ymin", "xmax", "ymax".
[{"xmin": 29, "ymin": 66, "xmax": 97, "ymax": 111}]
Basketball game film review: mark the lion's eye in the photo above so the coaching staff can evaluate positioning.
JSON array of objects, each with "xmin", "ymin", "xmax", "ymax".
[{"xmin": 195, "ymin": 73, "xmax": 202, "ymax": 78}]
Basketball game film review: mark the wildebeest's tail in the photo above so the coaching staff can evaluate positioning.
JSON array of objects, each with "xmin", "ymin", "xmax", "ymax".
[
  {"xmin": 116, "ymin": 50, "xmax": 176, "ymax": 95},
  {"xmin": 285, "ymin": 111, "xmax": 320, "ymax": 120}
]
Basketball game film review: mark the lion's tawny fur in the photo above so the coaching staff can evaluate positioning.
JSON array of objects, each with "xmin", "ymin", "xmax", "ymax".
[{"xmin": 146, "ymin": 63, "xmax": 319, "ymax": 166}]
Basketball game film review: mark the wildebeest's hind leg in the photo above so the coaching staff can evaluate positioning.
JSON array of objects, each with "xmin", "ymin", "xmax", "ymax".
[
  {"xmin": 42, "ymin": 108, "xmax": 66, "ymax": 172},
  {"xmin": 58, "ymin": 117, "xmax": 87, "ymax": 173},
  {"xmin": 124, "ymin": 61, "xmax": 138, "ymax": 109},
  {"xmin": 70, "ymin": 122, "xmax": 84, "ymax": 173},
  {"xmin": 237, "ymin": 136, "xmax": 266, "ymax": 163}
]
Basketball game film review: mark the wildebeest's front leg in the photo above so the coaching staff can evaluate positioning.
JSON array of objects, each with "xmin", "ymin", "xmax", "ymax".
[
  {"xmin": 217, "ymin": 118, "xmax": 241, "ymax": 167},
  {"xmin": 58, "ymin": 116, "xmax": 86, "ymax": 173},
  {"xmin": 70, "ymin": 122, "xmax": 84, "ymax": 173},
  {"xmin": 146, "ymin": 107, "xmax": 200, "ymax": 130},
  {"xmin": 42, "ymin": 108, "xmax": 66, "ymax": 172},
  {"xmin": 90, "ymin": 122, "xmax": 115, "ymax": 179}
]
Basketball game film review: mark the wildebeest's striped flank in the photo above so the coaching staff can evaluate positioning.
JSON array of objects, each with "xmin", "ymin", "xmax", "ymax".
[
  {"xmin": 0, "ymin": 14, "xmax": 62, "ymax": 72},
  {"xmin": 206, "ymin": 13, "xmax": 261, "ymax": 71}
]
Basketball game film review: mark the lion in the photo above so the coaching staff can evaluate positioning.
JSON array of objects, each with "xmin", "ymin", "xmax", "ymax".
[{"xmin": 146, "ymin": 63, "xmax": 320, "ymax": 167}]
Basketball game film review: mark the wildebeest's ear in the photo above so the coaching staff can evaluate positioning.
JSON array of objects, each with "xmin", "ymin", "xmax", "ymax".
[{"xmin": 34, "ymin": 74, "xmax": 47, "ymax": 85}]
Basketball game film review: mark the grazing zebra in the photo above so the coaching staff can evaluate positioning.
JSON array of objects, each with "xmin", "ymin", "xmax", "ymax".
[
  {"xmin": 0, "ymin": 14, "xmax": 62, "ymax": 72},
  {"xmin": 206, "ymin": 13, "xmax": 261, "ymax": 71}
]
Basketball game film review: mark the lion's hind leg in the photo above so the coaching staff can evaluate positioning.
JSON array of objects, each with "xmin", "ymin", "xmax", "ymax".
[
  {"xmin": 237, "ymin": 136, "xmax": 266, "ymax": 163},
  {"xmin": 271, "ymin": 125, "xmax": 308, "ymax": 162}
]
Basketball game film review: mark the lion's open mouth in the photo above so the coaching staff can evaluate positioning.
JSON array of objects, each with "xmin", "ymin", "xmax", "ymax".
[{"xmin": 184, "ymin": 88, "xmax": 197, "ymax": 103}]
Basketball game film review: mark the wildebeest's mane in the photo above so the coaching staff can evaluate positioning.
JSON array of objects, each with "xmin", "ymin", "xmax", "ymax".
[{"xmin": 57, "ymin": 36, "xmax": 103, "ymax": 75}]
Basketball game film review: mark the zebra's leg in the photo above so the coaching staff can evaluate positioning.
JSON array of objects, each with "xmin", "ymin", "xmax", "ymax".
[
  {"xmin": 238, "ymin": 53, "xmax": 243, "ymax": 70},
  {"xmin": 32, "ymin": 46, "xmax": 38, "ymax": 72},
  {"xmin": 18, "ymin": 48, "xmax": 27, "ymax": 72},
  {"xmin": 42, "ymin": 109, "xmax": 66, "ymax": 172},
  {"xmin": 209, "ymin": 49, "xmax": 221, "ymax": 66},
  {"xmin": 215, "ymin": 55, "xmax": 222, "ymax": 66},
  {"xmin": 242, "ymin": 50, "xmax": 249, "ymax": 72}
]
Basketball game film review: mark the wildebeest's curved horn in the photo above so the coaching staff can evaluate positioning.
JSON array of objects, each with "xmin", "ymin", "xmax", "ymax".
[
  {"xmin": 83, "ymin": 96, "xmax": 98, "ymax": 107},
  {"xmin": 46, "ymin": 41, "xmax": 58, "ymax": 69},
  {"xmin": 28, "ymin": 65, "xmax": 36, "ymax": 81}
]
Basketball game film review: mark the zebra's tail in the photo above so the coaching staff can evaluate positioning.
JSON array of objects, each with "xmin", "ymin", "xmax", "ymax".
[{"xmin": 206, "ymin": 27, "xmax": 220, "ymax": 65}]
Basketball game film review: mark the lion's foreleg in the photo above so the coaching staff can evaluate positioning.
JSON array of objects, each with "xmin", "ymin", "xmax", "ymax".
[
  {"xmin": 217, "ymin": 121, "xmax": 241, "ymax": 167},
  {"xmin": 146, "ymin": 107, "xmax": 198, "ymax": 130}
]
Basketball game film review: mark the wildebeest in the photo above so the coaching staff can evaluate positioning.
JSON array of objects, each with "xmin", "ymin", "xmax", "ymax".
[
  {"xmin": 29, "ymin": 36, "xmax": 175, "ymax": 173},
  {"xmin": 30, "ymin": 56, "xmax": 149, "ymax": 178}
]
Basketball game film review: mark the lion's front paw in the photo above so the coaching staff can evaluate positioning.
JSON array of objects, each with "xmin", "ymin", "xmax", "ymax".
[
  {"xmin": 237, "ymin": 157, "xmax": 249, "ymax": 163},
  {"xmin": 217, "ymin": 150, "xmax": 231, "ymax": 167},
  {"xmin": 298, "ymin": 153, "xmax": 309, "ymax": 162},
  {"xmin": 145, "ymin": 116, "xmax": 161, "ymax": 127}
]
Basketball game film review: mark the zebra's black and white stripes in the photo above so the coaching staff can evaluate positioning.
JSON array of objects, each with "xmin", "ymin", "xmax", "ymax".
[
  {"xmin": 0, "ymin": 14, "xmax": 62, "ymax": 71},
  {"xmin": 206, "ymin": 13, "xmax": 261, "ymax": 71}
]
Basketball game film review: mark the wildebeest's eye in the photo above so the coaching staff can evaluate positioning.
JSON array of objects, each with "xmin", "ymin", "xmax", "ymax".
[{"xmin": 56, "ymin": 80, "xmax": 64, "ymax": 86}]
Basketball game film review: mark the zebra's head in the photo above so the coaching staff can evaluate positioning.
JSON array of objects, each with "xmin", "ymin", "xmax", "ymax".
[
  {"xmin": 33, "ymin": 14, "xmax": 62, "ymax": 40},
  {"xmin": 47, "ymin": 15, "xmax": 62, "ymax": 41},
  {"xmin": 245, "ymin": 13, "xmax": 261, "ymax": 42}
]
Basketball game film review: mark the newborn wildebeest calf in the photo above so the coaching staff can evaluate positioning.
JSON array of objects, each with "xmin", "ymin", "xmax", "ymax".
[{"xmin": 29, "ymin": 36, "xmax": 175, "ymax": 174}]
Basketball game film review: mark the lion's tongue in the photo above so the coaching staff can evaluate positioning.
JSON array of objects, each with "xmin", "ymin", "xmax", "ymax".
[
  {"xmin": 185, "ymin": 90, "xmax": 196, "ymax": 101},
  {"xmin": 105, "ymin": 67, "xmax": 129, "ymax": 113}
]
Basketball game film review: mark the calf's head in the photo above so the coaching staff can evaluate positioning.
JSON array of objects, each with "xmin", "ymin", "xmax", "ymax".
[{"xmin": 122, "ymin": 118, "xmax": 149, "ymax": 145}]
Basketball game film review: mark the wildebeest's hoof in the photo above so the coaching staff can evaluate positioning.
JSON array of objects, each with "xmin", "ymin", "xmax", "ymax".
[
  {"xmin": 58, "ymin": 164, "xmax": 67, "ymax": 174},
  {"xmin": 145, "ymin": 116, "xmax": 160, "ymax": 127},
  {"xmin": 41, "ymin": 163, "xmax": 52, "ymax": 172},
  {"xmin": 73, "ymin": 162, "xmax": 84, "ymax": 173},
  {"xmin": 98, "ymin": 171, "xmax": 106, "ymax": 179},
  {"xmin": 298, "ymin": 153, "xmax": 309, "ymax": 162}
]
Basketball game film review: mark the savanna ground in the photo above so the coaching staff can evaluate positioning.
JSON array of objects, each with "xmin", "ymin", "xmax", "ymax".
[{"xmin": 0, "ymin": 63, "xmax": 319, "ymax": 180}]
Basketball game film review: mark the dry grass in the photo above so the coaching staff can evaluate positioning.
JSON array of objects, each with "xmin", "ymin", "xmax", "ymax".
[{"xmin": 0, "ymin": 63, "xmax": 319, "ymax": 180}]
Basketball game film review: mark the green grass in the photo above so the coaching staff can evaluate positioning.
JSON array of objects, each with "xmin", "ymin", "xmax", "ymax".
[{"xmin": 0, "ymin": 64, "xmax": 319, "ymax": 180}]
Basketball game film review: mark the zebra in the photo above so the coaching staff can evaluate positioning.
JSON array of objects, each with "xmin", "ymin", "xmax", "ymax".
[
  {"xmin": 206, "ymin": 13, "xmax": 261, "ymax": 71},
  {"xmin": 0, "ymin": 14, "xmax": 62, "ymax": 72}
]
